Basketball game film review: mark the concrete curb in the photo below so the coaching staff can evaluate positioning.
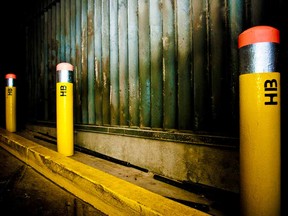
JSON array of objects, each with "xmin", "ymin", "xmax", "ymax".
[{"xmin": 0, "ymin": 128, "xmax": 210, "ymax": 216}]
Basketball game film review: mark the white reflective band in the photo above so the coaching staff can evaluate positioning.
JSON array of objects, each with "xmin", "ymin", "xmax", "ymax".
[
  {"xmin": 239, "ymin": 42, "xmax": 279, "ymax": 74},
  {"xmin": 6, "ymin": 78, "xmax": 15, "ymax": 87},
  {"xmin": 56, "ymin": 70, "xmax": 73, "ymax": 83}
]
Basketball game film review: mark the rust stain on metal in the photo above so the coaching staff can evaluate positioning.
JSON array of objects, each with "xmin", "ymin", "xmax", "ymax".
[
  {"xmin": 94, "ymin": 58, "xmax": 101, "ymax": 86},
  {"xmin": 87, "ymin": 12, "xmax": 94, "ymax": 36}
]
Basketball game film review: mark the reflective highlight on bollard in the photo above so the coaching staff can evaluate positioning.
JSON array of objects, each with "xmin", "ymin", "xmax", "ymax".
[
  {"xmin": 5, "ymin": 73, "xmax": 17, "ymax": 132},
  {"xmin": 238, "ymin": 26, "xmax": 280, "ymax": 216},
  {"xmin": 56, "ymin": 62, "xmax": 74, "ymax": 156}
]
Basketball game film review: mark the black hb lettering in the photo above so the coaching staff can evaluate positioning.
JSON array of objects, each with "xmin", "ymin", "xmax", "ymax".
[
  {"xmin": 60, "ymin": 85, "xmax": 67, "ymax": 96},
  {"xmin": 264, "ymin": 79, "xmax": 278, "ymax": 105},
  {"xmin": 7, "ymin": 88, "xmax": 13, "ymax": 96}
]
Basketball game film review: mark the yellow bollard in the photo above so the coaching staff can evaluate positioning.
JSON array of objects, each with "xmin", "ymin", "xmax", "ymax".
[
  {"xmin": 5, "ymin": 73, "xmax": 17, "ymax": 132},
  {"xmin": 56, "ymin": 62, "xmax": 74, "ymax": 156},
  {"xmin": 238, "ymin": 26, "xmax": 281, "ymax": 216}
]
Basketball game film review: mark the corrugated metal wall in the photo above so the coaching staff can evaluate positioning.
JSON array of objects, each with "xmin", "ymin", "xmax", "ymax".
[{"xmin": 25, "ymin": 0, "xmax": 281, "ymax": 136}]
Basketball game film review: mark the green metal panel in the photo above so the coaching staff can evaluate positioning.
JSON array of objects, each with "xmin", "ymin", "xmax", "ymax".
[
  {"xmin": 102, "ymin": 0, "xmax": 111, "ymax": 125},
  {"xmin": 150, "ymin": 0, "xmax": 163, "ymax": 129},
  {"xmin": 51, "ymin": 4, "xmax": 57, "ymax": 121},
  {"xmin": 47, "ymin": 7, "xmax": 56, "ymax": 120},
  {"xmin": 55, "ymin": 2, "xmax": 61, "ymax": 121},
  {"xmin": 70, "ymin": 0, "xmax": 76, "ymax": 68},
  {"xmin": 162, "ymin": 0, "xmax": 176, "ymax": 129},
  {"xmin": 56, "ymin": 1, "xmax": 61, "ymax": 65},
  {"xmin": 228, "ymin": 0, "xmax": 244, "ymax": 135},
  {"xmin": 192, "ymin": 0, "xmax": 210, "ymax": 130},
  {"xmin": 24, "ymin": 0, "xmax": 270, "ymax": 136},
  {"xmin": 138, "ymin": 0, "xmax": 151, "ymax": 128},
  {"xmin": 65, "ymin": 0, "xmax": 71, "ymax": 61},
  {"xmin": 177, "ymin": 0, "xmax": 192, "ymax": 130},
  {"xmin": 94, "ymin": 0, "xmax": 103, "ymax": 126},
  {"xmin": 70, "ymin": 0, "xmax": 78, "ymax": 123},
  {"xmin": 87, "ymin": 0, "xmax": 96, "ymax": 124},
  {"xmin": 81, "ymin": 0, "xmax": 88, "ymax": 124},
  {"xmin": 75, "ymin": 0, "xmax": 82, "ymax": 124},
  {"xmin": 128, "ymin": 0, "xmax": 140, "ymax": 127},
  {"xmin": 209, "ymin": 0, "xmax": 226, "ymax": 131},
  {"xmin": 119, "ymin": 0, "xmax": 129, "ymax": 127},
  {"xmin": 60, "ymin": 0, "xmax": 65, "ymax": 61},
  {"xmin": 110, "ymin": 0, "xmax": 120, "ymax": 126}
]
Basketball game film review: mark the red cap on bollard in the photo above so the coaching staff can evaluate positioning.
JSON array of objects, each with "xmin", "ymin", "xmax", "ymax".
[
  {"xmin": 56, "ymin": 62, "xmax": 74, "ymax": 71},
  {"xmin": 5, "ymin": 73, "xmax": 16, "ymax": 79},
  {"xmin": 238, "ymin": 25, "xmax": 280, "ymax": 48}
]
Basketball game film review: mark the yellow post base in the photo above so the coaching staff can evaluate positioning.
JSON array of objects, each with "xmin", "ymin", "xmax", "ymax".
[
  {"xmin": 56, "ymin": 82, "xmax": 74, "ymax": 156},
  {"xmin": 240, "ymin": 72, "xmax": 280, "ymax": 215},
  {"xmin": 5, "ymin": 86, "xmax": 16, "ymax": 132}
]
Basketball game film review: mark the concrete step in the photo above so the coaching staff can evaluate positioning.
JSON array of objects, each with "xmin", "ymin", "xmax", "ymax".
[{"xmin": 0, "ymin": 127, "xmax": 238, "ymax": 215}]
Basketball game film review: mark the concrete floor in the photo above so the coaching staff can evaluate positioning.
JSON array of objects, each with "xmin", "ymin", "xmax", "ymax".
[{"xmin": 0, "ymin": 146, "xmax": 106, "ymax": 216}]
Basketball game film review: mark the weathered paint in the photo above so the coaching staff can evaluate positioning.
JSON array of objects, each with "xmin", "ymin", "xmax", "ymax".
[
  {"xmin": 228, "ymin": 0, "xmax": 244, "ymax": 134},
  {"xmin": 65, "ymin": 0, "xmax": 71, "ymax": 61},
  {"xmin": 138, "ymin": 0, "xmax": 151, "ymax": 128},
  {"xmin": 128, "ymin": 0, "xmax": 140, "ymax": 127},
  {"xmin": 209, "ymin": 0, "xmax": 226, "ymax": 131},
  {"xmin": 177, "ymin": 0, "xmax": 192, "ymax": 130},
  {"xmin": 192, "ymin": 0, "xmax": 209, "ymax": 131},
  {"xmin": 81, "ymin": 0, "xmax": 88, "ymax": 124},
  {"xmin": 87, "ymin": 0, "xmax": 96, "ymax": 124},
  {"xmin": 150, "ymin": 0, "xmax": 163, "ymax": 129},
  {"xmin": 24, "ymin": 0, "xmax": 261, "ymax": 135},
  {"xmin": 94, "ymin": 0, "xmax": 103, "ymax": 126},
  {"xmin": 118, "ymin": 0, "xmax": 129, "ymax": 127},
  {"xmin": 102, "ymin": 0, "xmax": 111, "ymax": 126},
  {"xmin": 162, "ymin": 0, "xmax": 176, "ymax": 129},
  {"xmin": 70, "ymin": 0, "xmax": 76, "ymax": 68},
  {"xmin": 75, "ymin": 0, "xmax": 82, "ymax": 124},
  {"xmin": 56, "ymin": 1, "xmax": 61, "ymax": 64},
  {"xmin": 51, "ymin": 4, "xmax": 57, "ymax": 121},
  {"xmin": 60, "ymin": 0, "xmax": 65, "ymax": 61},
  {"xmin": 109, "ymin": 0, "xmax": 119, "ymax": 126}
]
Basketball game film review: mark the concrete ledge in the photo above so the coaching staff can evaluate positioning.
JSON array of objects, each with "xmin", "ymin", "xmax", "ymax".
[{"xmin": 0, "ymin": 128, "xmax": 210, "ymax": 216}]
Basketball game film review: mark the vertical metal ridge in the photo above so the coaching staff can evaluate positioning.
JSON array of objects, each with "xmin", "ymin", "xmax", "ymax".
[
  {"xmin": 119, "ymin": 0, "xmax": 129, "ymax": 126},
  {"xmin": 110, "ymin": 0, "xmax": 119, "ymax": 126},
  {"xmin": 94, "ymin": 0, "xmax": 103, "ymax": 126},
  {"xmin": 60, "ymin": 0, "xmax": 65, "ymax": 61},
  {"xmin": 228, "ymin": 0, "xmax": 244, "ymax": 135},
  {"xmin": 128, "ymin": 0, "xmax": 140, "ymax": 127},
  {"xmin": 81, "ymin": 0, "xmax": 88, "ymax": 124},
  {"xmin": 65, "ymin": 0, "xmax": 71, "ymax": 61},
  {"xmin": 138, "ymin": 0, "xmax": 151, "ymax": 128},
  {"xmin": 102, "ymin": 0, "xmax": 111, "ymax": 125},
  {"xmin": 177, "ymin": 0, "xmax": 192, "ymax": 130},
  {"xmin": 75, "ymin": 0, "xmax": 82, "ymax": 124},
  {"xmin": 93, "ymin": 0, "xmax": 103, "ymax": 125},
  {"xmin": 192, "ymin": 0, "xmax": 209, "ymax": 130},
  {"xmin": 51, "ymin": 4, "xmax": 57, "ymax": 121},
  {"xmin": 150, "ymin": 0, "xmax": 163, "ymax": 129},
  {"xmin": 162, "ymin": 0, "xmax": 176, "ymax": 129},
  {"xmin": 209, "ymin": 0, "xmax": 227, "ymax": 132},
  {"xmin": 87, "ymin": 0, "xmax": 96, "ymax": 124}
]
